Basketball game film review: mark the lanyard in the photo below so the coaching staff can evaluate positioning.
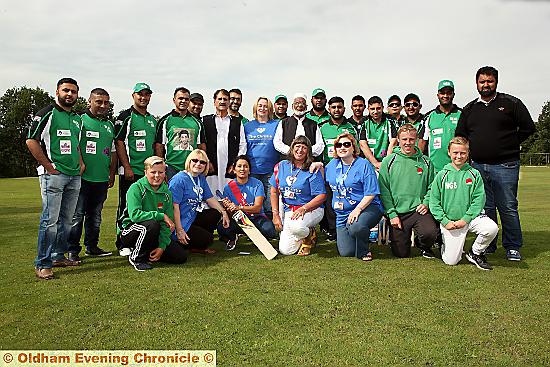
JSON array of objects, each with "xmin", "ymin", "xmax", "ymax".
[
  {"xmin": 287, "ymin": 165, "xmax": 301, "ymax": 188},
  {"xmin": 336, "ymin": 158, "xmax": 355, "ymax": 197},
  {"xmin": 186, "ymin": 171, "xmax": 203, "ymax": 202}
]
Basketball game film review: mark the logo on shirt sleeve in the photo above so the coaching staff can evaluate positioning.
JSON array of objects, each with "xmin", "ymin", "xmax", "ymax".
[{"xmin": 465, "ymin": 177, "xmax": 473, "ymax": 185}]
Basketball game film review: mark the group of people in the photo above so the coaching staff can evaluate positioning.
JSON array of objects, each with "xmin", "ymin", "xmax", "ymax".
[{"xmin": 26, "ymin": 65, "xmax": 536, "ymax": 278}]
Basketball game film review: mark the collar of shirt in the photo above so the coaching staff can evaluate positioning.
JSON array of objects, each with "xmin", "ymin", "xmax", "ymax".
[{"xmin": 476, "ymin": 94, "xmax": 497, "ymax": 106}]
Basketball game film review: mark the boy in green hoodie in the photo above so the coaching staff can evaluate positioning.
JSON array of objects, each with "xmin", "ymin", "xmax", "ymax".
[
  {"xmin": 429, "ymin": 137, "xmax": 498, "ymax": 270},
  {"xmin": 118, "ymin": 156, "xmax": 188, "ymax": 271},
  {"xmin": 379, "ymin": 124, "xmax": 438, "ymax": 258}
]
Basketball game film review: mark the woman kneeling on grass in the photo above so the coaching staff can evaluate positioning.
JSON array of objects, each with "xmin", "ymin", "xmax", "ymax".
[
  {"xmin": 270, "ymin": 136, "xmax": 326, "ymax": 256},
  {"xmin": 218, "ymin": 155, "xmax": 277, "ymax": 250},
  {"xmin": 118, "ymin": 156, "xmax": 188, "ymax": 272},
  {"xmin": 325, "ymin": 133, "xmax": 384, "ymax": 261},
  {"xmin": 169, "ymin": 149, "xmax": 230, "ymax": 255}
]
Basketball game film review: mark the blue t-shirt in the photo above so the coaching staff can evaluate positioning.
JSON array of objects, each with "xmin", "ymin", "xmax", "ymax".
[
  {"xmin": 269, "ymin": 160, "xmax": 326, "ymax": 212},
  {"xmin": 168, "ymin": 171, "xmax": 213, "ymax": 232},
  {"xmin": 325, "ymin": 157, "xmax": 382, "ymax": 227},
  {"xmin": 222, "ymin": 177, "xmax": 265, "ymax": 215},
  {"xmin": 245, "ymin": 119, "xmax": 280, "ymax": 174}
]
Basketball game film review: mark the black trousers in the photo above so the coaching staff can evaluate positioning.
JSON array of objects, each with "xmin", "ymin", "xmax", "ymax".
[
  {"xmin": 186, "ymin": 209, "xmax": 221, "ymax": 250},
  {"xmin": 389, "ymin": 211, "xmax": 438, "ymax": 258},
  {"xmin": 116, "ymin": 174, "xmax": 144, "ymax": 249},
  {"xmin": 319, "ymin": 182, "xmax": 336, "ymax": 235},
  {"xmin": 120, "ymin": 220, "xmax": 188, "ymax": 264}
]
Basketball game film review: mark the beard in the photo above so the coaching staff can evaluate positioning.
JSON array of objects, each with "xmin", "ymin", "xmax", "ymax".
[
  {"xmin": 58, "ymin": 97, "xmax": 76, "ymax": 108},
  {"xmin": 293, "ymin": 109, "xmax": 306, "ymax": 117}
]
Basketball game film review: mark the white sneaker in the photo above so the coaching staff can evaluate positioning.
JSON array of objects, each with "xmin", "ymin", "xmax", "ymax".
[{"xmin": 119, "ymin": 248, "xmax": 131, "ymax": 257}]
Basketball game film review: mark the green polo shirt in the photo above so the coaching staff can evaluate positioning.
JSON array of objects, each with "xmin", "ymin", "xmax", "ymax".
[
  {"xmin": 156, "ymin": 110, "xmax": 203, "ymax": 170},
  {"xmin": 115, "ymin": 106, "xmax": 157, "ymax": 174},
  {"xmin": 319, "ymin": 119, "xmax": 357, "ymax": 164},
  {"xmin": 28, "ymin": 103, "xmax": 82, "ymax": 176},
  {"xmin": 359, "ymin": 116, "xmax": 396, "ymax": 162},
  {"xmin": 80, "ymin": 111, "xmax": 115, "ymax": 182},
  {"xmin": 422, "ymin": 105, "xmax": 462, "ymax": 172},
  {"xmin": 306, "ymin": 109, "xmax": 330, "ymax": 125}
]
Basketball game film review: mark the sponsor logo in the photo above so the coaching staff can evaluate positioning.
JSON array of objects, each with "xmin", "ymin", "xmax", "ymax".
[{"xmin": 256, "ymin": 128, "xmax": 266, "ymax": 133}]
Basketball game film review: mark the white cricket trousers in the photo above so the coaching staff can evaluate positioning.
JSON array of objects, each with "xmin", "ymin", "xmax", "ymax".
[
  {"xmin": 440, "ymin": 215, "xmax": 499, "ymax": 265},
  {"xmin": 278, "ymin": 207, "xmax": 324, "ymax": 255}
]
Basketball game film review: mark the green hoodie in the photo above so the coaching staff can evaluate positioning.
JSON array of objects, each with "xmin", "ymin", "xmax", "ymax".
[
  {"xmin": 428, "ymin": 162, "xmax": 485, "ymax": 226},
  {"xmin": 378, "ymin": 147, "xmax": 434, "ymax": 219},
  {"xmin": 118, "ymin": 176, "xmax": 174, "ymax": 249}
]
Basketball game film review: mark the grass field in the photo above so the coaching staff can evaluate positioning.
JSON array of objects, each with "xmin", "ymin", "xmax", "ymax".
[{"xmin": 1, "ymin": 167, "xmax": 549, "ymax": 366}]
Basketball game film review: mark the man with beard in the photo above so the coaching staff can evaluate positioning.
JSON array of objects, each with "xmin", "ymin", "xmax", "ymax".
[
  {"xmin": 455, "ymin": 66, "xmax": 536, "ymax": 261},
  {"xmin": 229, "ymin": 88, "xmax": 249, "ymax": 125},
  {"xmin": 403, "ymin": 93, "xmax": 426, "ymax": 152},
  {"xmin": 27, "ymin": 78, "xmax": 83, "ymax": 279},
  {"xmin": 67, "ymin": 88, "xmax": 117, "ymax": 260},
  {"xmin": 345, "ymin": 95, "xmax": 366, "ymax": 137},
  {"xmin": 202, "ymin": 89, "xmax": 247, "ymax": 194},
  {"xmin": 155, "ymin": 87, "xmax": 206, "ymax": 181},
  {"xmin": 114, "ymin": 83, "xmax": 157, "ymax": 256},
  {"xmin": 273, "ymin": 93, "xmax": 324, "ymax": 158},
  {"xmin": 189, "ymin": 93, "xmax": 204, "ymax": 120},
  {"xmin": 274, "ymin": 94, "xmax": 289, "ymax": 120},
  {"xmin": 419, "ymin": 80, "xmax": 462, "ymax": 173},
  {"xmin": 319, "ymin": 96, "xmax": 358, "ymax": 241},
  {"xmin": 306, "ymin": 88, "xmax": 330, "ymax": 125}
]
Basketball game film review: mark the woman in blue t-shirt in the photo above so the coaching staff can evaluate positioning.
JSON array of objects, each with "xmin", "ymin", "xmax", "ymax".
[
  {"xmin": 325, "ymin": 133, "xmax": 384, "ymax": 261},
  {"xmin": 269, "ymin": 136, "xmax": 326, "ymax": 256},
  {"xmin": 218, "ymin": 155, "xmax": 277, "ymax": 250},
  {"xmin": 245, "ymin": 97, "xmax": 280, "ymax": 218},
  {"xmin": 169, "ymin": 149, "xmax": 230, "ymax": 254}
]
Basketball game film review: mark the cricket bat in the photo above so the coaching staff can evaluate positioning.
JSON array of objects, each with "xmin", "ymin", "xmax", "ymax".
[{"xmin": 216, "ymin": 190, "xmax": 278, "ymax": 260}]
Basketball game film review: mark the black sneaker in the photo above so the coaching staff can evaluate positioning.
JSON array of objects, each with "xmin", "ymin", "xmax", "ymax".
[
  {"xmin": 86, "ymin": 247, "xmax": 113, "ymax": 257},
  {"xmin": 129, "ymin": 258, "xmax": 152, "ymax": 272},
  {"xmin": 326, "ymin": 232, "xmax": 337, "ymax": 242},
  {"xmin": 420, "ymin": 248, "xmax": 436, "ymax": 259},
  {"xmin": 226, "ymin": 238, "xmax": 237, "ymax": 251},
  {"xmin": 466, "ymin": 250, "xmax": 493, "ymax": 270},
  {"xmin": 68, "ymin": 253, "xmax": 82, "ymax": 263}
]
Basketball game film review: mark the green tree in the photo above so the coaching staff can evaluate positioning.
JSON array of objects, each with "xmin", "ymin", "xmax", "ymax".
[
  {"xmin": 521, "ymin": 101, "xmax": 550, "ymax": 165},
  {"xmin": 0, "ymin": 87, "xmax": 54, "ymax": 177}
]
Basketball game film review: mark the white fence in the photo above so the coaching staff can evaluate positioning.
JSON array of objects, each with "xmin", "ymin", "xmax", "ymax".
[{"xmin": 520, "ymin": 153, "xmax": 550, "ymax": 166}]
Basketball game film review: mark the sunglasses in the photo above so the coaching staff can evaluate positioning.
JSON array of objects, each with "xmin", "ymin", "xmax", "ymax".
[
  {"xmin": 335, "ymin": 141, "xmax": 352, "ymax": 148},
  {"xmin": 404, "ymin": 102, "xmax": 419, "ymax": 108},
  {"xmin": 388, "ymin": 102, "xmax": 401, "ymax": 108},
  {"xmin": 191, "ymin": 158, "xmax": 207, "ymax": 165}
]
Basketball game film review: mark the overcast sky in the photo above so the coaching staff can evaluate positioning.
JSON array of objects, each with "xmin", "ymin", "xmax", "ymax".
[{"xmin": 1, "ymin": 0, "xmax": 549, "ymax": 120}]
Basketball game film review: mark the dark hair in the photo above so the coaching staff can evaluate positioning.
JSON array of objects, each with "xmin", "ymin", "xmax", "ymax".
[
  {"xmin": 57, "ymin": 77, "xmax": 79, "ymax": 90},
  {"xmin": 213, "ymin": 89, "xmax": 230, "ymax": 99},
  {"xmin": 178, "ymin": 129, "xmax": 189, "ymax": 137},
  {"xmin": 476, "ymin": 66, "xmax": 498, "ymax": 83},
  {"xmin": 351, "ymin": 95, "xmax": 365, "ymax": 104},
  {"xmin": 233, "ymin": 154, "xmax": 251, "ymax": 168},
  {"xmin": 404, "ymin": 93, "xmax": 420, "ymax": 103},
  {"xmin": 367, "ymin": 96, "xmax": 383, "ymax": 105},
  {"xmin": 89, "ymin": 88, "xmax": 109, "ymax": 97},
  {"xmin": 328, "ymin": 96, "xmax": 344, "ymax": 105},
  {"xmin": 287, "ymin": 135, "xmax": 314, "ymax": 170},
  {"xmin": 388, "ymin": 95, "xmax": 401, "ymax": 104},
  {"xmin": 229, "ymin": 88, "xmax": 242, "ymax": 96},
  {"xmin": 174, "ymin": 87, "xmax": 190, "ymax": 96}
]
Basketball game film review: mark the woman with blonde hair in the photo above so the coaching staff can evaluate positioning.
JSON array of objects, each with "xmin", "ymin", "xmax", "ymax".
[{"xmin": 169, "ymin": 149, "xmax": 230, "ymax": 254}]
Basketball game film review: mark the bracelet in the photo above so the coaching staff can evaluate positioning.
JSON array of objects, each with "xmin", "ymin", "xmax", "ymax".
[{"xmin": 272, "ymin": 209, "xmax": 279, "ymax": 213}]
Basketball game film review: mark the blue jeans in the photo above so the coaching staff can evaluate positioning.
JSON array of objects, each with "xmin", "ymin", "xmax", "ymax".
[
  {"xmin": 336, "ymin": 205, "xmax": 383, "ymax": 259},
  {"xmin": 471, "ymin": 160, "xmax": 522, "ymax": 251},
  {"xmin": 35, "ymin": 173, "xmax": 81, "ymax": 268},
  {"xmin": 218, "ymin": 214, "xmax": 277, "ymax": 241},
  {"xmin": 251, "ymin": 173, "xmax": 272, "ymax": 217},
  {"xmin": 68, "ymin": 180, "xmax": 109, "ymax": 254}
]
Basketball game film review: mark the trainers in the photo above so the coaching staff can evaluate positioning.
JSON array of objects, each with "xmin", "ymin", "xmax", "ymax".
[
  {"xmin": 68, "ymin": 253, "xmax": 82, "ymax": 263},
  {"xmin": 420, "ymin": 248, "xmax": 436, "ymax": 259},
  {"xmin": 86, "ymin": 247, "xmax": 113, "ymax": 257},
  {"xmin": 129, "ymin": 258, "xmax": 152, "ymax": 272},
  {"xmin": 35, "ymin": 267, "xmax": 54, "ymax": 280},
  {"xmin": 52, "ymin": 257, "xmax": 81, "ymax": 267},
  {"xmin": 466, "ymin": 250, "xmax": 493, "ymax": 270},
  {"xmin": 226, "ymin": 238, "xmax": 237, "ymax": 251},
  {"xmin": 506, "ymin": 249, "xmax": 522, "ymax": 261},
  {"xmin": 119, "ymin": 248, "xmax": 132, "ymax": 257},
  {"xmin": 326, "ymin": 232, "xmax": 337, "ymax": 242}
]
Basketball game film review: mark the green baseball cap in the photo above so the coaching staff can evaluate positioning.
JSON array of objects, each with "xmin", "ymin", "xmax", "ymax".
[
  {"xmin": 437, "ymin": 80, "xmax": 454, "ymax": 91},
  {"xmin": 133, "ymin": 82, "xmax": 152, "ymax": 93},
  {"xmin": 274, "ymin": 94, "xmax": 287, "ymax": 102},
  {"xmin": 311, "ymin": 88, "xmax": 326, "ymax": 97}
]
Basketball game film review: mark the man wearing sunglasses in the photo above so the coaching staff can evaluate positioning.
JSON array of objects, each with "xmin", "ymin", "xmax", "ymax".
[
  {"xmin": 359, "ymin": 96, "xmax": 397, "ymax": 170},
  {"xmin": 455, "ymin": 66, "xmax": 536, "ymax": 261},
  {"xmin": 419, "ymin": 80, "xmax": 461, "ymax": 173}
]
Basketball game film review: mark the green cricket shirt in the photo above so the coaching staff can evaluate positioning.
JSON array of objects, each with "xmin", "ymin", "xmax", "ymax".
[
  {"xmin": 422, "ymin": 105, "xmax": 462, "ymax": 172},
  {"xmin": 80, "ymin": 110, "xmax": 115, "ymax": 182},
  {"xmin": 319, "ymin": 119, "xmax": 357, "ymax": 164}
]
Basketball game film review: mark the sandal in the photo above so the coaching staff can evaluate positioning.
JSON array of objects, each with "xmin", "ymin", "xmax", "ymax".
[
  {"xmin": 361, "ymin": 252, "xmax": 373, "ymax": 262},
  {"xmin": 297, "ymin": 243, "xmax": 312, "ymax": 256},
  {"xmin": 297, "ymin": 228, "xmax": 316, "ymax": 256}
]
